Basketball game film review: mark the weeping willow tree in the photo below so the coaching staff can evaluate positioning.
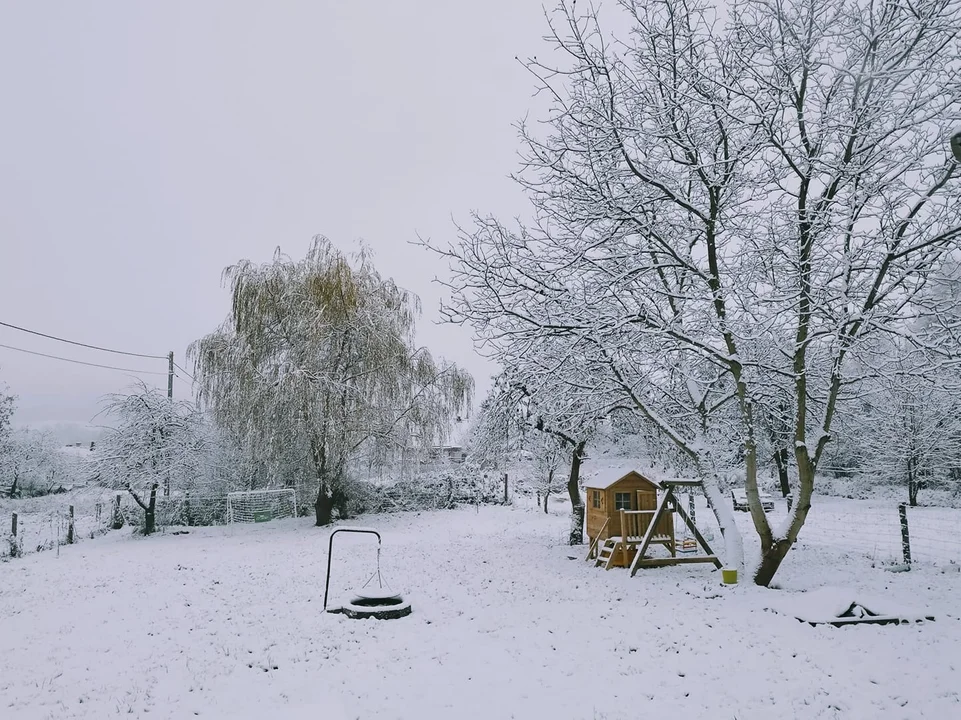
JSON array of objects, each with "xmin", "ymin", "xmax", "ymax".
[{"xmin": 190, "ymin": 237, "xmax": 473, "ymax": 525}]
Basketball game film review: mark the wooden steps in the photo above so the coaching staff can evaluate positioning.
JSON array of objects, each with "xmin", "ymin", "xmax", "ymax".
[{"xmin": 595, "ymin": 538, "xmax": 620, "ymax": 570}]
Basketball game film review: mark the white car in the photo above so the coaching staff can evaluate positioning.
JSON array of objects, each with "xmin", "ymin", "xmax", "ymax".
[{"xmin": 731, "ymin": 488, "xmax": 775, "ymax": 512}]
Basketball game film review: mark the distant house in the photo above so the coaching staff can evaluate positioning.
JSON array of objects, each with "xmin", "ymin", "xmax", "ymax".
[{"xmin": 426, "ymin": 445, "xmax": 468, "ymax": 465}]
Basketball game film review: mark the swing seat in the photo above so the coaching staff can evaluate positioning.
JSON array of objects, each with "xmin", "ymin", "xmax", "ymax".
[
  {"xmin": 341, "ymin": 596, "xmax": 412, "ymax": 620},
  {"xmin": 352, "ymin": 587, "xmax": 403, "ymax": 602}
]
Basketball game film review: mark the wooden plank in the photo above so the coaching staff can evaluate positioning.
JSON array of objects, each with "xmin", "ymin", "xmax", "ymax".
[
  {"xmin": 662, "ymin": 480, "xmax": 703, "ymax": 487},
  {"xmin": 673, "ymin": 497, "xmax": 723, "ymax": 568},
  {"xmin": 629, "ymin": 488, "xmax": 674, "ymax": 577},
  {"xmin": 585, "ymin": 517, "xmax": 610, "ymax": 561},
  {"xmin": 603, "ymin": 541, "xmax": 621, "ymax": 570},
  {"xmin": 801, "ymin": 615, "xmax": 935, "ymax": 627},
  {"xmin": 634, "ymin": 555, "xmax": 720, "ymax": 567}
]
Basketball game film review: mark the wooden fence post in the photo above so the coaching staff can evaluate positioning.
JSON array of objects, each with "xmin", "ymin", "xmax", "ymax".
[
  {"xmin": 67, "ymin": 505, "xmax": 75, "ymax": 544},
  {"xmin": 898, "ymin": 503, "xmax": 912, "ymax": 566},
  {"xmin": 10, "ymin": 513, "xmax": 18, "ymax": 558}
]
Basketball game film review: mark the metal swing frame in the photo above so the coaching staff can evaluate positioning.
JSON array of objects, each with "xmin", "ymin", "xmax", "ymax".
[{"xmin": 323, "ymin": 527, "xmax": 384, "ymax": 612}]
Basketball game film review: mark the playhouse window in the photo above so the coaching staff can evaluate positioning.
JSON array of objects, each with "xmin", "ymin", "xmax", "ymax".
[
  {"xmin": 592, "ymin": 490, "xmax": 601, "ymax": 508},
  {"xmin": 614, "ymin": 492, "xmax": 632, "ymax": 510}
]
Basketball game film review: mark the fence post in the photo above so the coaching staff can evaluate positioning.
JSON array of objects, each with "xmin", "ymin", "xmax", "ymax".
[
  {"xmin": 67, "ymin": 505, "xmax": 75, "ymax": 544},
  {"xmin": 898, "ymin": 503, "xmax": 912, "ymax": 566},
  {"xmin": 10, "ymin": 513, "xmax": 18, "ymax": 558}
]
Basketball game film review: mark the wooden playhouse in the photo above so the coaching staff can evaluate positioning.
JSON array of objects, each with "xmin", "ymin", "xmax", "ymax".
[{"xmin": 585, "ymin": 470, "xmax": 721, "ymax": 573}]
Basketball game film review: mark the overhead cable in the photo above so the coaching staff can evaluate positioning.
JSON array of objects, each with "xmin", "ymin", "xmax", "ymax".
[
  {"xmin": 0, "ymin": 342, "xmax": 168, "ymax": 376},
  {"xmin": 173, "ymin": 361, "xmax": 196, "ymax": 383},
  {"xmin": 0, "ymin": 320, "xmax": 166, "ymax": 359}
]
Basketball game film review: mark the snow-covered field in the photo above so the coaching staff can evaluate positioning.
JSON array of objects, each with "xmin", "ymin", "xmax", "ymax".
[{"xmin": 2, "ymin": 502, "xmax": 960, "ymax": 720}]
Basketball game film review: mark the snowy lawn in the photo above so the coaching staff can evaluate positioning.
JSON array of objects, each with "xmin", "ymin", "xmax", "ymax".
[{"xmin": 2, "ymin": 503, "xmax": 960, "ymax": 720}]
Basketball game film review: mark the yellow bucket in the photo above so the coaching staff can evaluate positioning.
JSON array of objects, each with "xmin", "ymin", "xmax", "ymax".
[{"xmin": 722, "ymin": 568, "xmax": 738, "ymax": 584}]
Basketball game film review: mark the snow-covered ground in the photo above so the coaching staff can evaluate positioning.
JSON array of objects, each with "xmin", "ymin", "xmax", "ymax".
[{"xmin": 2, "ymin": 502, "xmax": 960, "ymax": 719}]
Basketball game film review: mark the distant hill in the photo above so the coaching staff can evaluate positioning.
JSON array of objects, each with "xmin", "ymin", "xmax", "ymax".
[{"xmin": 11, "ymin": 420, "xmax": 106, "ymax": 445}]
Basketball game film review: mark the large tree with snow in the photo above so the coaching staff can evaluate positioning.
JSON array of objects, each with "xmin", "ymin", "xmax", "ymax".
[
  {"xmin": 91, "ymin": 383, "xmax": 210, "ymax": 534},
  {"xmin": 433, "ymin": 0, "xmax": 961, "ymax": 584},
  {"xmin": 190, "ymin": 238, "xmax": 473, "ymax": 526}
]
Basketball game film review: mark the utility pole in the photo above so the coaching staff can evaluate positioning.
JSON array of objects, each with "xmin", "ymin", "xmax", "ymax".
[{"xmin": 167, "ymin": 351, "xmax": 174, "ymax": 399}]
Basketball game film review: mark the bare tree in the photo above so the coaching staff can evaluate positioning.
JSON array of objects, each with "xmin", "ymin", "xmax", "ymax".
[
  {"xmin": 836, "ymin": 338, "xmax": 961, "ymax": 504},
  {"xmin": 191, "ymin": 238, "xmax": 473, "ymax": 526},
  {"xmin": 530, "ymin": 434, "xmax": 566, "ymax": 514},
  {"xmin": 432, "ymin": 0, "xmax": 961, "ymax": 584}
]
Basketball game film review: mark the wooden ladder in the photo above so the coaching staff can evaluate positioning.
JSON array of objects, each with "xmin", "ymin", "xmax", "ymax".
[{"xmin": 595, "ymin": 538, "xmax": 621, "ymax": 570}]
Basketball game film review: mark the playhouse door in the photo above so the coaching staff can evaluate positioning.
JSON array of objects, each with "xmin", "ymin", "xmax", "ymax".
[{"xmin": 636, "ymin": 490, "xmax": 657, "ymax": 512}]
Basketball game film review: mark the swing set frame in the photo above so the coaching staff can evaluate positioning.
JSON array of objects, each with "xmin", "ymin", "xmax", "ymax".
[{"xmin": 323, "ymin": 527, "xmax": 382, "ymax": 612}]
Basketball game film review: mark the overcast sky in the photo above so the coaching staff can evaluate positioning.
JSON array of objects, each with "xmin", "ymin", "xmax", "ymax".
[{"xmin": 0, "ymin": 1, "xmax": 549, "ymax": 427}]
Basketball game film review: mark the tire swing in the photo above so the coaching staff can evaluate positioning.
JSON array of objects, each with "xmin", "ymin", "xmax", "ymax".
[{"xmin": 323, "ymin": 527, "xmax": 412, "ymax": 620}]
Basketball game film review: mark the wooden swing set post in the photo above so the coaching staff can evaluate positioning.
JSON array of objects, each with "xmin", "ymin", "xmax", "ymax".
[{"xmin": 629, "ymin": 480, "xmax": 722, "ymax": 576}]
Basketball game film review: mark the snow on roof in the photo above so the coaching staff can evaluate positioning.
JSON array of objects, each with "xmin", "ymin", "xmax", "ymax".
[{"xmin": 584, "ymin": 466, "xmax": 661, "ymax": 490}]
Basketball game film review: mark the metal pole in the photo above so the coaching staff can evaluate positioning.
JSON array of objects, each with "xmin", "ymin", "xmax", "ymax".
[{"xmin": 324, "ymin": 528, "xmax": 382, "ymax": 612}]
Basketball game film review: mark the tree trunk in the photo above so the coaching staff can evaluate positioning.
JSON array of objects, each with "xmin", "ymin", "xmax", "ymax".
[
  {"xmin": 144, "ymin": 483, "xmax": 158, "ymax": 535},
  {"xmin": 315, "ymin": 485, "xmax": 335, "ymax": 526},
  {"xmin": 544, "ymin": 468, "xmax": 554, "ymax": 514},
  {"xmin": 754, "ymin": 458, "xmax": 815, "ymax": 586},
  {"xmin": 567, "ymin": 440, "xmax": 586, "ymax": 545},
  {"xmin": 773, "ymin": 448, "xmax": 790, "ymax": 497},
  {"xmin": 908, "ymin": 457, "xmax": 920, "ymax": 506},
  {"xmin": 309, "ymin": 437, "xmax": 336, "ymax": 526},
  {"xmin": 755, "ymin": 537, "xmax": 793, "ymax": 581},
  {"xmin": 112, "ymin": 494, "xmax": 125, "ymax": 530}
]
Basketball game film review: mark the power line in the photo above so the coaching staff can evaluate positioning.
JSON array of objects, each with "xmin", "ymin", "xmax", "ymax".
[
  {"xmin": 0, "ymin": 342, "xmax": 169, "ymax": 376},
  {"xmin": 0, "ymin": 320, "xmax": 166, "ymax": 359},
  {"xmin": 173, "ymin": 361, "xmax": 196, "ymax": 383}
]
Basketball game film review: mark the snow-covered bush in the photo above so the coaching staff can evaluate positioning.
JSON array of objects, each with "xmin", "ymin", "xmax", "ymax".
[{"xmin": 0, "ymin": 428, "xmax": 75, "ymax": 498}]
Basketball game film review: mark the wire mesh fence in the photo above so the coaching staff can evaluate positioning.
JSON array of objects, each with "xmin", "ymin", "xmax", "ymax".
[
  {"xmin": 724, "ymin": 496, "xmax": 961, "ymax": 568},
  {"xmin": 5, "ymin": 484, "xmax": 958, "ymax": 569},
  {"xmin": 3, "ymin": 496, "xmax": 113, "ymax": 559},
  {"xmin": 901, "ymin": 505, "xmax": 961, "ymax": 566}
]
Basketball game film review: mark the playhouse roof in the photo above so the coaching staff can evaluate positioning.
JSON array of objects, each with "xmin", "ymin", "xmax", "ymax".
[{"xmin": 585, "ymin": 468, "xmax": 662, "ymax": 491}]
